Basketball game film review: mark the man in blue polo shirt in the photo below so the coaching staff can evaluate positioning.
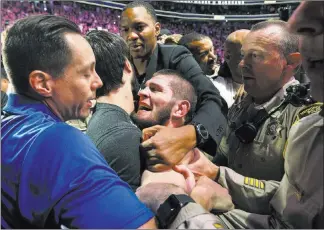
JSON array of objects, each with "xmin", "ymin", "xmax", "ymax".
[{"xmin": 1, "ymin": 15, "xmax": 155, "ymax": 229}]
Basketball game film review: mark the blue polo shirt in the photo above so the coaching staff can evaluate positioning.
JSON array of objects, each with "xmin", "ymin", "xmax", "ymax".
[{"xmin": 1, "ymin": 94, "xmax": 154, "ymax": 229}]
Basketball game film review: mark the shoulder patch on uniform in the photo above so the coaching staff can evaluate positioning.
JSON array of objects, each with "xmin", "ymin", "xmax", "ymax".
[
  {"xmin": 244, "ymin": 177, "xmax": 264, "ymax": 190},
  {"xmin": 213, "ymin": 223, "xmax": 224, "ymax": 229},
  {"xmin": 293, "ymin": 102, "xmax": 323, "ymax": 125}
]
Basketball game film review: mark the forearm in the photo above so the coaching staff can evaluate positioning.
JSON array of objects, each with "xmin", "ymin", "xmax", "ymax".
[
  {"xmin": 181, "ymin": 125, "xmax": 197, "ymax": 150},
  {"xmin": 217, "ymin": 166, "xmax": 280, "ymax": 214}
]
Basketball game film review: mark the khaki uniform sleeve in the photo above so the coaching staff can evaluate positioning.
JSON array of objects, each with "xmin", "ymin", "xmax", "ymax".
[
  {"xmin": 66, "ymin": 119, "xmax": 87, "ymax": 133},
  {"xmin": 170, "ymin": 203, "xmax": 229, "ymax": 229},
  {"xmin": 217, "ymin": 166, "xmax": 280, "ymax": 214},
  {"xmin": 171, "ymin": 203, "xmax": 272, "ymax": 229}
]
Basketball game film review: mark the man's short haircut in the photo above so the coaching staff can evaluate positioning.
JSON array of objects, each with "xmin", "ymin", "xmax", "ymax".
[
  {"xmin": 250, "ymin": 20, "xmax": 299, "ymax": 58},
  {"xmin": 178, "ymin": 32, "xmax": 210, "ymax": 54},
  {"xmin": 152, "ymin": 69, "xmax": 197, "ymax": 124},
  {"xmin": 2, "ymin": 15, "xmax": 81, "ymax": 95},
  {"xmin": 86, "ymin": 30, "xmax": 131, "ymax": 97},
  {"xmin": 122, "ymin": 1, "xmax": 157, "ymax": 22}
]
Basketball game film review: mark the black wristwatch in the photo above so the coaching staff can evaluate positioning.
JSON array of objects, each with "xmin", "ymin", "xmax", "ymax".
[
  {"xmin": 156, "ymin": 194, "xmax": 195, "ymax": 228},
  {"xmin": 191, "ymin": 122, "xmax": 209, "ymax": 147}
]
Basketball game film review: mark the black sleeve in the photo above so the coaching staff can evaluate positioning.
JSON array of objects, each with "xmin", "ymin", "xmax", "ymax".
[
  {"xmin": 95, "ymin": 125, "xmax": 142, "ymax": 191},
  {"xmin": 212, "ymin": 152, "xmax": 229, "ymax": 166},
  {"xmin": 169, "ymin": 46, "xmax": 228, "ymax": 155}
]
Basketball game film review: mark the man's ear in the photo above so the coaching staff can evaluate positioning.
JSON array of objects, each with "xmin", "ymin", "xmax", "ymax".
[
  {"xmin": 124, "ymin": 59, "xmax": 133, "ymax": 74},
  {"xmin": 286, "ymin": 52, "xmax": 302, "ymax": 71},
  {"xmin": 1, "ymin": 78, "xmax": 9, "ymax": 84},
  {"xmin": 172, "ymin": 100, "xmax": 191, "ymax": 119},
  {"xmin": 29, "ymin": 70, "xmax": 54, "ymax": 97},
  {"xmin": 123, "ymin": 59, "xmax": 134, "ymax": 87},
  {"xmin": 154, "ymin": 22, "xmax": 161, "ymax": 38}
]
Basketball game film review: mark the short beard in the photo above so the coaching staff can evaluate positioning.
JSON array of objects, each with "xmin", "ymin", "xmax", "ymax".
[{"xmin": 131, "ymin": 102, "xmax": 174, "ymax": 130}]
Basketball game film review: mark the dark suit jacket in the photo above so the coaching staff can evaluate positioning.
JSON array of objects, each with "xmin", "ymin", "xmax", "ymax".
[{"xmin": 133, "ymin": 44, "xmax": 228, "ymax": 155}]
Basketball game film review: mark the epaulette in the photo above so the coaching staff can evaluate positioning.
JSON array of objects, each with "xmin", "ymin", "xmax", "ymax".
[{"xmin": 293, "ymin": 102, "xmax": 323, "ymax": 125}]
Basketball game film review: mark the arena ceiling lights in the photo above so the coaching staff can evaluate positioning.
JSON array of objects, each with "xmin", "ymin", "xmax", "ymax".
[{"xmin": 174, "ymin": 0, "xmax": 301, "ymax": 5}]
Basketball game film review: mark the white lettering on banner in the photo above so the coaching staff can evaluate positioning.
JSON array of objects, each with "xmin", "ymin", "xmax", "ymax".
[
  {"xmin": 175, "ymin": 0, "xmax": 244, "ymax": 4},
  {"xmin": 264, "ymin": 0, "xmax": 276, "ymax": 4},
  {"xmin": 214, "ymin": 15, "xmax": 226, "ymax": 20}
]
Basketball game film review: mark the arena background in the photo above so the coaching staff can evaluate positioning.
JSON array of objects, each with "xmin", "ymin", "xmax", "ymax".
[{"xmin": 1, "ymin": 0, "xmax": 300, "ymax": 64}]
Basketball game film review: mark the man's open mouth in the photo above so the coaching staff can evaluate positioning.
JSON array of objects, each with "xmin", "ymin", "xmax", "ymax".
[
  {"xmin": 138, "ymin": 105, "xmax": 152, "ymax": 111},
  {"xmin": 130, "ymin": 44, "xmax": 142, "ymax": 49}
]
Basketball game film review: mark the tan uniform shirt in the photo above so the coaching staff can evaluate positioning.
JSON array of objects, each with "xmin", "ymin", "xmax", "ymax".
[
  {"xmin": 66, "ymin": 119, "xmax": 88, "ymax": 133},
  {"xmin": 172, "ymin": 103, "xmax": 323, "ymax": 229},
  {"xmin": 217, "ymin": 79, "xmax": 302, "ymax": 181},
  {"xmin": 170, "ymin": 203, "xmax": 229, "ymax": 229},
  {"xmin": 269, "ymin": 102, "xmax": 323, "ymax": 228},
  {"xmin": 66, "ymin": 114, "xmax": 92, "ymax": 133}
]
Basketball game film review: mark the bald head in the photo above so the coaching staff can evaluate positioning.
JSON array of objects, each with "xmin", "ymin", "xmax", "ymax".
[
  {"xmin": 224, "ymin": 29, "xmax": 250, "ymax": 83},
  {"xmin": 226, "ymin": 29, "xmax": 250, "ymax": 45}
]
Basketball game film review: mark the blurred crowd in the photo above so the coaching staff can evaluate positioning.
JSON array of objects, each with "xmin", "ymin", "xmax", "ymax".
[
  {"xmin": 150, "ymin": 1, "xmax": 285, "ymax": 15},
  {"xmin": 2, "ymin": 1, "xmax": 260, "ymax": 62},
  {"xmin": 1, "ymin": 1, "xmax": 120, "ymax": 34},
  {"xmin": 162, "ymin": 20, "xmax": 252, "ymax": 63}
]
